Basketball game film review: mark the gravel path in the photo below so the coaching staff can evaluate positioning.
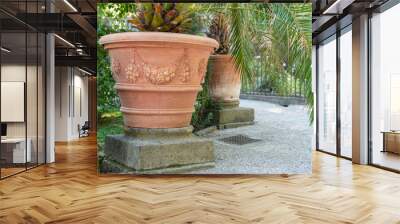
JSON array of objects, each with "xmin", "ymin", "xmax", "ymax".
[{"xmin": 184, "ymin": 99, "xmax": 313, "ymax": 174}]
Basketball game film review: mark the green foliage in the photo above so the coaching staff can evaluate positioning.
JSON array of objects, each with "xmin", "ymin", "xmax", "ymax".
[
  {"xmin": 97, "ymin": 3, "xmax": 313, "ymax": 130},
  {"xmin": 207, "ymin": 13, "xmax": 229, "ymax": 54},
  {"xmin": 99, "ymin": 111, "xmax": 123, "ymax": 123},
  {"xmin": 97, "ymin": 112, "xmax": 123, "ymax": 148},
  {"xmin": 198, "ymin": 3, "xmax": 257, "ymax": 86},
  {"xmin": 258, "ymin": 4, "xmax": 313, "ymax": 122},
  {"xmin": 227, "ymin": 3, "xmax": 256, "ymax": 87},
  {"xmin": 191, "ymin": 63, "xmax": 220, "ymax": 132},
  {"xmin": 128, "ymin": 3, "xmax": 196, "ymax": 33},
  {"xmin": 200, "ymin": 3, "xmax": 312, "ymax": 122},
  {"xmin": 97, "ymin": 4, "xmax": 137, "ymax": 115}
]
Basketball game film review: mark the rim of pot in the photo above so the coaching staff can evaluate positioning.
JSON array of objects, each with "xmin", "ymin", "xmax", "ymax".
[{"xmin": 99, "ymin": 32, "xmax": 219, "ymax": 49}]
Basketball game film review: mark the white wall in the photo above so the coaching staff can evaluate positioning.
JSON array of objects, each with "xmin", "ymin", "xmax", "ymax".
[
  {"xmin": 1, "ymin": 65, "xmax": 42, "ymax": 138},
  {"xmin": 1, "ymin": 63, "xmax": 46, "ymax": 164},
  {"xmin": 371, "ymin": 4, "xmax": 400, "ymax": 155},
  {"xmin": 55, "ymin": 66, "xmax": 69, "ymax": 141},
  {"xmin": 54, "ymin": 67, "xmax": 89, "ymax": 141},
  {"xmin": 72, "ymin": 73, "xmax": 89, "ymax": 138},
  {"xmin": 1, "ymin": 65, "xmax": 26, "ymax": 141},
  {"xmin": 1, "ymin": 82, "xmax": 25, "ymax": 122},
  {"xmin": 1, "ymin": 65, "xmax": 25, "ymax": 133}
]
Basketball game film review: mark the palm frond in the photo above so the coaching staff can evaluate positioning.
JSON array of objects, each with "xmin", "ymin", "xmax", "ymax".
[{"xmin": 227, "ymin": 3, "xmax": 255, "ymax": 86}]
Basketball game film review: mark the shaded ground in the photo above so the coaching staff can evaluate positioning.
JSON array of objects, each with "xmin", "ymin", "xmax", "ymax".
[
  {"xmin": 98, "ymin": 99, "xmax": 313, "ymax": 174},
  {"xmin": 184, "ymin": 99, "xmax": 313, "ymax": 174}
]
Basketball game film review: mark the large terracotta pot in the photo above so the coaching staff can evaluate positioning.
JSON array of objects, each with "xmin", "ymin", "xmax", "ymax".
[
  {"xmin": 209, "ymin": 54, "xmax": 241, "ymax": 107},
  {"xmin": 100, "ymin": 32, "xmax": 218, "ymax": 128}
]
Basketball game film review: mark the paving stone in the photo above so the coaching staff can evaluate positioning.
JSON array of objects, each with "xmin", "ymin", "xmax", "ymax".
[{"xmin": 184, "ymin": 99, "xmax": 313, "ymax": 174}]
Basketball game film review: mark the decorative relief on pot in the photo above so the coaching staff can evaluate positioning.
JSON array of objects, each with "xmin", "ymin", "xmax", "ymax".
[
  {"xmin": 180, "ymin": 51, "xmax": 190, "ymax": 83},
  {"xmin": 125, "ymin": 58, "xmax": 141, "ymax": 83},
  {"xmin": 198, "ymin": 58, "xmax": 207, "ymax": 76},
  {"xmin": 117, "ymin": 48, "xmax": 191, "ymax": 85},
  {"xmin": 143, "ymin": 65, "xmax": 176, "ymax": 85},
  {"xmin": 198, "ymin": 58, "xmax": 207, "ymax": 83},
  {"xmin": 111, "ymin": 59, "xmax": 121, "ymax": 80},
  {"xmin": 138, "ymin": 48, "xmax": 190, "ymax": 84}
]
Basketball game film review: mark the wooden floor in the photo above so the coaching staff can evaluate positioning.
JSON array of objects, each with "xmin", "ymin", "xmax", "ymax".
[
  {"xmin": 1, "ymin": 167, "xmax": 26, "ymax": 178},
  {"xmin": 1, "ymin": 135, "xmax": 400, "ymax": 224}
]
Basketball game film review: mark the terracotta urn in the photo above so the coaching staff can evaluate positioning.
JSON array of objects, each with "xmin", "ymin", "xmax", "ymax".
[
  {"xmin": 99, "ymin": 32, "xmax": 218, "ymax": 128},
  {"xmin": 209, "ymin": 54, "xmax": 241, "ymax": 107}
]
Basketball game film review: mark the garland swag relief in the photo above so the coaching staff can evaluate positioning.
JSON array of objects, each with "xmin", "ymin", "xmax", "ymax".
[
  {"xmin": 111, "ymin": 59, "xmax": 121, "ymax": 80},
  {"xmin": 197, "ymin": 58, "xmax": 207, "ymax": 83},
  {"xmin": 111, "ymin": 48, "xmax": 196, "ymax": 85}
]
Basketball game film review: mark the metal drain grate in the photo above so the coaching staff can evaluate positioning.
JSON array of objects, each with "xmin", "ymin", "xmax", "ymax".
[{"xmin": 218, "ymin": 134, "xmax": 261, "ymax": 145}]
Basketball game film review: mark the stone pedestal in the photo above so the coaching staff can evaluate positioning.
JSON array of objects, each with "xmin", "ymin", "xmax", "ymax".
[
  {"xmin": 214, "ymin": 101, "xmax": 255, "ymax": 129},
  {"xmin": 103, "ymin": 126, "xmax": 215, "ymax": 173}
]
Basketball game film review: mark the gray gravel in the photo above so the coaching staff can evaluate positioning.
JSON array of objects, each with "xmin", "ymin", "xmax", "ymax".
[{"xmin": 181, "ymin": 99, "xmax": 313, "ymax": 174}]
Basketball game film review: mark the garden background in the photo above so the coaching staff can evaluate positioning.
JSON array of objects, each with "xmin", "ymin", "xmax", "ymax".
[{"xmin": 97, "ymin": 3, "xmax": 312, "ymax": 149}]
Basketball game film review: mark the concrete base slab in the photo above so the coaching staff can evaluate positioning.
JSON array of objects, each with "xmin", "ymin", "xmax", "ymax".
[
  {"xmin": 104, "ymin": 126, "xmax": 215, "ymax": 173},
  {"xmin": 214, "ymin": 107, "xmax": 255, "ymax": 129},
  {"xmin": 101, "ymin": 158, "xmax": 215, "ymax": 174}
]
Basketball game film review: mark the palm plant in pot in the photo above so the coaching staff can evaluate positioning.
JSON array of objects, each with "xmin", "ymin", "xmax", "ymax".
[
  {"xmin": 99, "ymin": 3, "xmax": 218, "ymax": 129},
  {"xmin": 207, "ymin": 13, "xmax": 241, "ymax": 108},
  {"xmin": 205, "ymin": 10, "xmax": 255, "ymax": 128}
]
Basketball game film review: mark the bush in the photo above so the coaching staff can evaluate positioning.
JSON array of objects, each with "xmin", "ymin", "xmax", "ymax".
[
  {"xmin": 97, "ymin": 4, "xmax": 137, "ymax": 115},
  {"xmin": 191, "ymin": 63, "xmax": 220, "ymax": 131},
  {"xmin": 97, "ymin": 112, "xmax": 124, "ymax": 149}
]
